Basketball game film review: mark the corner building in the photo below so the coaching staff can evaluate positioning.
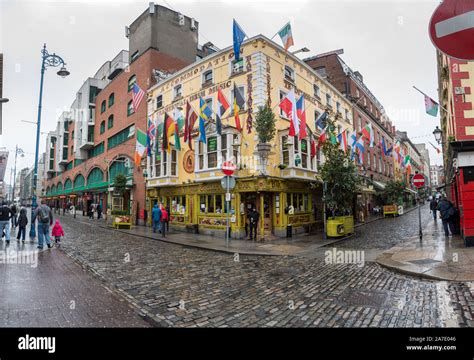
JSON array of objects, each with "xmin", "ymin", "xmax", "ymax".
[{"xmin": 146, "ymin": 35, "xmax": 354, "ymax": 239}]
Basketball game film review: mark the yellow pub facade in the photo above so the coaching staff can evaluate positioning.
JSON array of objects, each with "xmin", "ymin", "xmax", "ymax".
[{"xmin": 146, "ymin": 35, "xmax": 353, "ymax": 239}]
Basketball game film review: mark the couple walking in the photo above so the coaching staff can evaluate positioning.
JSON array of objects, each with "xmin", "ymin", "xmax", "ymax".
[
  {"xmin": 33, "ymin": 200, "xmax": 65, "ymax": 249},
  {"xmin": 151, "ymin": 203, "xmax": 169, "ymax": 236}
]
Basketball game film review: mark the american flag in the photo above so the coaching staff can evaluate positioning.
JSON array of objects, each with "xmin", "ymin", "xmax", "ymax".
[{"xmin": 132, "ymin": 83, "xmax": 145, "ymax": 112}]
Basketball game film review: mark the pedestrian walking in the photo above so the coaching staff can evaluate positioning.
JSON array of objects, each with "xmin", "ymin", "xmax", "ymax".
[
  {"xmin": 165, "ymin": 205, "xmax": 170, "ymax": 233},
  {"xmin": 97, "ymin": 203, "xmax": 102, "ymax": 220},
  {"xmin": 151, "ymin": 203, "xmax": 162, "ymax": 233},
  {"xmin": 437, "ymin": 196, "xmax": 456, "ymax": 237},
  {"xmin": 161, "ymin": 205, "xmax": 168, "ymax": 238},
  {"xmin": 32, "ymin": 199, "xmax": 53, "ymax": 249},
  {"xmin": 248, "ymin": 207, "xmax": 259, "ymax": 241},
  {"xmin": 62, "ymin": 202, "xmax": 67, "ymax": 216},
  {"xmin": 51, "ymin": 219, "xmax": 65, "ymax": 248},
  {"xmin": 88, "ymin": 204, "xmax": 94, "ymax": 220},
  {"xmin": 0, "ymin": 201, "xmax": 13, "ymax": 245},
  {"xmin": 16, "ymin": 207, "xmax": 28, "ymax": 242},
  {"xmin": 430, "ymin": 197, "xmax": 438, "ymax": 221},
  {"xmin": 10, "ymin": 202, "xmax": 18, "ymax": 228}
]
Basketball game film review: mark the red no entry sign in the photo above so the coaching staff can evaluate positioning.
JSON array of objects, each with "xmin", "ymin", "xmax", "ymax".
[
  {"xmin": 413, "ymin": 174, "xmax": 425, "ymax": 189},
  {"xmin": 429, "ymin": 0, "xmax": 474, "ymax": 60},
  {"xmin": 222, "ymin": 161, "xmax": 236, "ymax": 176}
]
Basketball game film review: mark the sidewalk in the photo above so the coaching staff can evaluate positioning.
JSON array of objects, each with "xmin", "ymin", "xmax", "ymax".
[{"xmin": 376, "ymin": 219, "xmax": 474, "ymax": 281}]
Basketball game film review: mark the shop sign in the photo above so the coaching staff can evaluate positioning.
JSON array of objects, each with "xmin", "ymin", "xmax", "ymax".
[{"xmin": 208, "ymin": 137, "xmax": 218, "ymax": 152}]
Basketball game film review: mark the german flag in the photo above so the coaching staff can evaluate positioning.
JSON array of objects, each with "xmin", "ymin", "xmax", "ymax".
[{"xmin": 162, "ymin": 113, "xmax": 175, "ymax": 153}]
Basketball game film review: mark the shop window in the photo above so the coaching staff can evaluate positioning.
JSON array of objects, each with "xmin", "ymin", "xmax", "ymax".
[
  {"xmin": 199, "ymin": 194, "xmax": 224, "ymax": 214},
  {"xmin": 286, "ymin": 193, "xmax": 310, "ymax": 213},
  {"xmin": 170, "ymin": 196, "xmax": 186, "ymax": 214}
]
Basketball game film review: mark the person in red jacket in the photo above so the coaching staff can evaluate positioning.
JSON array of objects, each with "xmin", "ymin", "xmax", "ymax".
[
  {"xmin": 160, "ymin": 204, "xmax": 168, "ymax": 238},
  {"xmin": 51, "ymin": 219, "xmax": 65, "ymax": 248}
]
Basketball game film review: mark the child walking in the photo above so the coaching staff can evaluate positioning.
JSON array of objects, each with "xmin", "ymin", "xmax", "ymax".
[
  {"xmin": 51, "ymin": 219, "xmax": 65, "ymax": 248},
  {"xmin": 16, "ymin": 207, "xmax": 28, "ymax": 242}
]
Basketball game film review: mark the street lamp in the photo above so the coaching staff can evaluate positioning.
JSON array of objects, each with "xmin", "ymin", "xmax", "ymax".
[
  {"xmin": 433, "ymin": 126, "xmax": 443, "ymax": 145},
  {"xmin": 292, "ymin": 47, "xmax": 310, "ymax": 56},
  {"xmin": 30, "ymin": 44, "xmax": 70, "ymax": 239}
]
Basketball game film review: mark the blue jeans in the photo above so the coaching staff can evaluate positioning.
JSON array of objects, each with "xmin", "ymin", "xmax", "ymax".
[
  {"xmin": 152, "ymin": 220, "xmax": 161, "ymax": 233},
  {"xmin": 442, "ymin": 218, "xmax": 454, "ymax": 236},
  {"xmin": 37, "ymin": 222, "xmax": 51, "ymax": 248},
  {"xmin": 0, "ymin": 221, "xmax": 10, "ymax": 241}
]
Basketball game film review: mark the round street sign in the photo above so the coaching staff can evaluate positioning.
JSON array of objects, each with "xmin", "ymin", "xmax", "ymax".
[
  {"xmin": 221, "ymin": 176, "xmax": 236, "ymax": 190},
  {"xmin": 222, "ymin": 161, "xmax": 236, "ymax": 176},
  {"xmin": 429, "ymin": 0, "xmax": 474, "ymax": 61},
  {"xmin": 412, "ymin": 174, "xmax": 425, "ymax": 189}
]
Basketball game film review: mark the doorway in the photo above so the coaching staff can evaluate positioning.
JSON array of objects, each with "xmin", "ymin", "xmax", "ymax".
[{"xmin": 262, "ymin": 193, "xmax": 273, "ymax": 237}]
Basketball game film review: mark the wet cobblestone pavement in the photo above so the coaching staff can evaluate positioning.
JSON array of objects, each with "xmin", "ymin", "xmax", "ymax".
[
  {"xmin": 45, "ymin": 210, "xmax": 474, "ymax": 328},
  {"xmin": 0, "ymin": 237, "xmax": 150, "ymax": 327}
]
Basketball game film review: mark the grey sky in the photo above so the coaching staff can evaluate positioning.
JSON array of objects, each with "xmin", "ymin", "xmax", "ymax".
[{"xmin": 0, "ymin": 0, "xmax": 443, "ymax": 184}]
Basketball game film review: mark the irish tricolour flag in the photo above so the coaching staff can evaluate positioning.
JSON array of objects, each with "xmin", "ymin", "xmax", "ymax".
[
  {"xmin": 277, "ymin": 22, "xmax": 294, "ymax": 51},
  {"xmin": 135, "ymin": 128, "xmax": 147, "ymax": 166},
  {"xmin": 424, "ymin": 95, "xmax": 439, "ymax": 117}
]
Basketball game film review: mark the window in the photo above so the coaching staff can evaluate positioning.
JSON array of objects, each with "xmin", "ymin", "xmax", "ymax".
[
  {"xmin": 100, "ymin": 121, "xmax": 105, "ymax": 134},
  {"xmin": 107, "ymin": 115, "xmax": 114, "ymax": 129},
  {"xmin": 286, "ymin": 193, "xmax": 310, "ymax": 213},
  {"xmin": 130, "ymin": 51, "xmax": 139, "ymax": 63},
  {"xmin": 199, "ymin": 194, "xmax": 224, "ymax": 214},
  {"xmin": 357, "ymin": 116, "xmax": 362, "ymax": 132},
  {"xmin": 202, "ymin": 70, "xmax": 213, "ymax": 85},
  {"xmin": 356, "ymin": 89, "xmax": 360, "ymax": 97},
  {"xmin": 300, "ymin": 139, "xmax": 308, "ymax": 169},
  {"xmin": 153, "ymin": 148, "xmax": 178, "ymax": 178},
  {"xmin": 127, "ymin": 100, "xmax": 134, "ymax": 116},
  {"xmin": 221, "ymin": 134, "xmax": 227, "ymax": 164},
  {"xmin": 198, "ymin": 142, "xmax": 204, "ymax": 170},
  {"xmin": 89, "ymin": 86, "xmax": 99, "ymax": 103},
  {"xmin": 367, "ymin": 152, "xmax": 371, "ymax": 167},
  {"xmin": 313, "ymin": 84, "xmax": 320, "ymax": 98},
  {"xmin": 373, "ymin": 154, "xmax": 377, "ymax": 171},
  {"xmin": 155, "ymin": 151, "xmax": 162, "ymax": 177},
  {"xmin": 379, "ymin": 157, "xmax": 383, "ymax": 174},
  {"xmin": 108, "ymin": 93, "xmax": 115, "ymax": 107},
  {"xmin": 326, "ymin": 93, "xmax": 332, "ymax": 108},
  {"xmin": 171, "ymin": 150, "xmax": 177, "ymax": 176},
  {"xmin": 128, "ymin": 75, "xmax": 136, "ymax": 92},
  {"xmin": 101, "ymin": 100, "xmax": 106, "ymax": 113},
  {"xmin": 88, "ymin": 125, "xmax": 94, "ymax": 142},
  {"xmin": 107, "ymin": 125, "xmax": 135, "ymax": 150},
  {"xmin": 71, "ymin": 130, "xmax": 74, "ymax": 140},
  {"xmin": 345, "ymin": 109, "xmax": 350, "ymax": 120},
  {"xmin": 64, "ymin": 121, "xmax": 69, "ymax": 131},
  {"xmin": 284, "ymin": 65, "xmax": 295, "ymax": 82},
  {"xmin": 231, "ymin": 58, "xmax": 244, "ymax": 74},
  {"xmin": 88, "ymin": 142, "xmax": 104, "ymax": 158},
  {"xmin": 336, "ymin": 102, "xmax": 341, "ymax": 114},
  {"xmin": 280, "ymin": 91, "xmax": 288, "ymax": 118},
  {"xmin": 156, "ymin": 95, "xmax": 163, "ymax": 109},
  {"xmin": 174, "ymin": 85, "xmax": 182, "ymax": 99},
  {"xmin": 281, "ymin": 135, "xmax": 289, "ymax": 166},
  {"xmin": 207, "ymin": 136, "xmax": 218, "ymax": 168}
]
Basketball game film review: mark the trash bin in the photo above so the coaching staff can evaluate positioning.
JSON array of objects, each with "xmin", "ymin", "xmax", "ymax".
[
  {"xmin": 327, "ymin": 218, "xmax": 345, "ymax": 238},
  {"xmin": 286, "ymin": 225, "xmax": 292, "ymax": 238}
]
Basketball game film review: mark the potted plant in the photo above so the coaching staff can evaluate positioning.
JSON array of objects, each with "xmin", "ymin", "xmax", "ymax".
[
  {"xmin": 320, "ymin": 120, "xmax": 360, "ymax": 237},
  {"xmin": 383, "ymin": 180, "xmax": 405, "ymax": 216},
  {"xmin": 254, "ymin": 104, "xmax": 276, "ymax": 175}
]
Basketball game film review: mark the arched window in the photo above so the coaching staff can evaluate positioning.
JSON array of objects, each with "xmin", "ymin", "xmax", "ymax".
[
  {"xmin": 64, "ymin": 179, "xmax": 73, "ymax": 191},
  {"xmin": 127, "ymin": 100, "xmax": 134, "ymax": 116},
  {"xmin": 107, "ymin": 115, "xmax": 114, "ymax": 129},
  {"xmin": 101, "ymin": 100, "xmax": 106, "ymax": 113},
  {"xmin": 73, "ymin": 174, "xmax": 85, "ymax": 189},
  {"xmin": 46, "ymin": 186, "xmax": 50, "ymax": 195},
  {"xmin": 100, "ymin": 121, "xmax": 105, "ymax": 134},
  {"xmin": 51, "ymin": 185, "xmax": 57, "ymax": 194},
  {"xmin": 128, "ymin": 75, "xmax": 136, "ymax": 92},
  {"xmin": 108, "ymin": 93, "xmax": 115, "ymax": 107},
  {"xmin": 87, "ymin": 168, "xmax": 104, "ymax": 187},
  {"xmin": 56, "ymin": 182, "xmax": 63, "ymax": 192}
]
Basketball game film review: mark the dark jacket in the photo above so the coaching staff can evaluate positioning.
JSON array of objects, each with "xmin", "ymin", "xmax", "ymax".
[
  {"xmin": 437, "ymin": 200, "xmax": 453, "ymax": 220},
  {"xmin": 430, "ymin": 199, "xmax": 438, "ymax": 211},
  {"xmin": 0, "ymin": 205, "xmax": 13, "ymax": 221},
  {"xmin": 249, "ymin": 210, "xmax": 260, "ymax": 224},
  {"xmin": 151, "ymin": 205, "xmax": 162, "ymax": 222},
  {"xmin": 18, "ymin": 209, "xmax": 28, "ymax": 227}
]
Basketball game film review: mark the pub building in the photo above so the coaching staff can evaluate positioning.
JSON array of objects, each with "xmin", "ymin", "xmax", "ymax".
[{"xmin": 146, "ymin": 35, "xmax": 354, "ymax": 239}]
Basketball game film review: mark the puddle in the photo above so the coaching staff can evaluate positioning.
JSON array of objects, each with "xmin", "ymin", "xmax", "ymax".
[{"xmin": 436, "ymin": 282, "xmax": 460, "ymax": 327}]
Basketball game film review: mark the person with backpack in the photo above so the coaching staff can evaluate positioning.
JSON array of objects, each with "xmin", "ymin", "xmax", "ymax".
[
  {"xmin": 51, "ymin": 219, "xmax": 65, "ymax": 248},
  {"xmin": 437, "ymin": 196, "xmax": 456, "ymax": 237},
  {"xmin": 160, "ymin": 204, "xmax": 168, "ymax": 237},
  {"xmin": 16, "ymin": 207, "xmax": 28, "ymax": 242},
  {"xmin": 0, "ymin": 201, "xmax": 13, "ymax": 245},
  {"xmin": 151, "ymin": 203, "xmax": 162, "ymax": 233},
  {"xmin": 32, "ymin": 199, "xmax": 53, "ymax": 249}
]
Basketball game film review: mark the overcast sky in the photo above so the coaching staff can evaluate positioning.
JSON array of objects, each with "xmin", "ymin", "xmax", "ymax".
[{"xmin": 0, "ymin": 0, "xmax": 443, "ymax": 184}]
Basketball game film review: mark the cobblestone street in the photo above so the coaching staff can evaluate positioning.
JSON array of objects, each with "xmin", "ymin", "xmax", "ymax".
[{"xmin": 19, "ymin": 208, "xmax": 467, "ymax": 328}]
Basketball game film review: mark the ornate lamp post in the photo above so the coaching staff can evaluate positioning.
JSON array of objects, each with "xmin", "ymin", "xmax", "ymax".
[
  {"xmin": 30, "ymin": 44, "xmax": 70, "ymax": 239},
  {"xmin": 433, "ymin": 126, "xmax": 443, "ymax": 145}
]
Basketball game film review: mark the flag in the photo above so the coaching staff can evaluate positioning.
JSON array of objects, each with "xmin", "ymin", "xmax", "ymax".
[
  {"xmin": 199, "ymin": 97, "xmax": 212, "ymax": 144},
  {"xmin": 184, "ymin": 101, "xmax": 198, "ymax": 150},
  {"xmin": 135, "ymin": 129, "xmax": 147, "ymax": 166},
  {"xmin": 233, "ymin": 83, "xmax": 245, "ymax": 131},
  {"xmin": 310, "ymin": 138, "xmax": 316, "ymax": 158},
  {"xmin": 172, "ymin": 108, "xmax": 183, "ymax": 151},
  {"xmin": 217, "ymin": 88, "xmax": 230, "ymax": 136},
  {"xmin": 362, "ymin": 123, "xmax": 374, "ymax": 147},
  {"xmin": 380, "ymin": 137, "xmax": 387, "ymax": 160},
  {"xmin": 429, "ymin": 141, "xmax": 441, "ymax": 154},
  {"xmin": 317, "ymin": 129, "xmax": 327, "ymax": 148},
  {"xmin": 277, "ymin": 22, "xmax": 294, "ymax": 51},
  {"xmin": 146, "ymin": 118, "xmax": 156, "ymax": 157},
  {"xmin": 315, "ymin": 111, "xmax": 328, "ymax": 131},
  {"xmin": 424, "ymin": 95, "xmax": 439, "ymax": 117},
  {"xmin": 349, "ymin": 131, "xmax": 357, "ymax": 160},
  {"xmin": 162, "ymin": 113, "xmax": 175, "ymax": 152},
  {"xmin": 155, "ymin": 121, "xmax": 163, "ymax": 153},
  {"xmin": 132, "ymin": 83, "xmax": 145, "ymax": 112},
  {"xmin": 296, "ymin": 95, "xmax": 307, "ymax": 140},
  {"xmin": 355, "ymin": 137, "xmax": 365, "ymax": 164},
  {"xmin": 233, "ymin": 19, "xmax": 247, "ymax": 62},
  {"xmin": 337, "ymin": 129, "xmax": 348, "ymax": 151},
  {"xmin": 279, "ymin": 89, "xmax": 298, "ymax": 137}
]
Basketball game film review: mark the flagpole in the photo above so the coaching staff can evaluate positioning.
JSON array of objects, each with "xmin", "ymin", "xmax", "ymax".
[{"xmin": 412, "ymin": 85, "xmax": 452, "ymax": 117}]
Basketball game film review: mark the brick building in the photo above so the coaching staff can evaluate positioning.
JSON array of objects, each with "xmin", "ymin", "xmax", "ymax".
[{"xmin": 43, "ymin": 4, "xmax": 213, "ymax": 223}]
